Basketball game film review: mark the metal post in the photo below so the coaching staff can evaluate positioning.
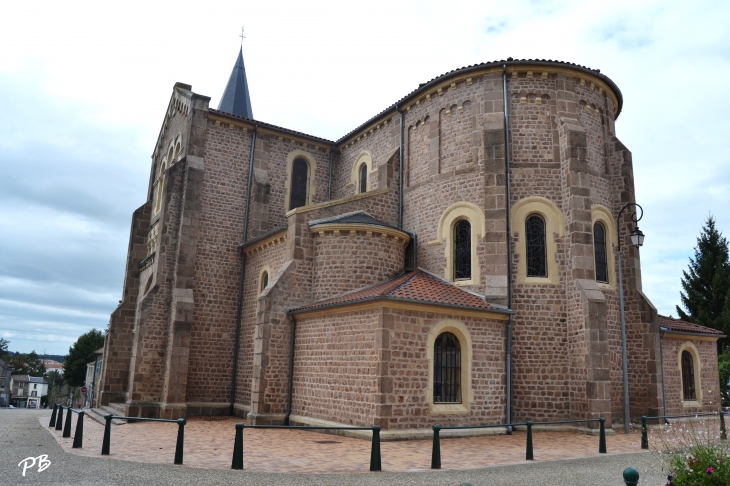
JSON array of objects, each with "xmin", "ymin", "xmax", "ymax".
[
  {"xmin": 369, "ymin": 425, "xmax": 381, "ymax": 472},
  {"xmin": 431, "ymin": 425, "xmax": 441, "ymax": 469},
  {"xmin": 232, "ymin": 423, "xmax": 244, "ymax": 470},
  {"xmin": 721, "ymin": 411, "xmax": 727, "ymax": 441},
  {"xmin": 640, "ymin": 416, "xmax": 648, "ymax": 449},
  {"xmin": 55, "ymin": 405, "xmax": 64, "ymax": 430},
  {"xmin": 49, "ymin": 403, "xmax": 57, "ymax": 427},
  {"xmin": 174, "ymin": 418, "xmax": 186, "ymax": 465},
  {"xmin": 623, "ymin": 467, "xmax": 640, "ymax": 485},
  {"xmin": 72, "ymin": 412, "xmax": 84, "ymax": 448},
  {"xmin": 599, "ymin": 417, "xmax": 607, "ymax": 453},
  {"xmin": 63, "ymin": 407, "xmax": 72, "ymax": 437},
  {"xmin": 526, "ymin": 420, "xmax": 534, "ymax": 460},
  {"xmin": 618, "ymin": 251, "xmax": 630, "ymax": 434},
  {"xmin": 101, "ymin": 414, "xmax": 112, "ymax": 455}
]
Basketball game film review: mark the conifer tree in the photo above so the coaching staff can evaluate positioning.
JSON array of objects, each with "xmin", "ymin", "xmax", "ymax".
[{"xmin": 676, "ymin": 216, "xmax": 730, "ymax": 348}]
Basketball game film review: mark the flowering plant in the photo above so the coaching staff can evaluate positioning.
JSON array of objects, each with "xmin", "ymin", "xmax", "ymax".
[{"xmin": 654, "ymin": 417, "xmax": 730, "ymax": 486}]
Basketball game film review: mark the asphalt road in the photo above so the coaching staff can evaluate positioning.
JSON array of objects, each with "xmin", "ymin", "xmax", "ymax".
[{"xmin": 0, "ymin": 409, "xmax": 667, "ymax": 485}]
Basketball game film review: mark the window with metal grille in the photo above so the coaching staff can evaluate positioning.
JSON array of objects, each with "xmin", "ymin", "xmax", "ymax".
[
  {"xmin": 433, "ymin": 332, "xmax": 461, "ymax": 403},
  {"xmin": 359, "ymin": 164, "xmax": 367, "ymax": 193},
  {"xmin": 594, "ymin": 222, "xmax": 608, "ymax": 283},
  {"xmin": 681, "ymin": 351, "xmax": 696, "ymax": 401},
  {"xmin": 453, "ymin": 220, "xmax": 471, "ymax": 280},
  {"xmin": 526, "ymin": 214, "xmax": 547, "ymax": 277},
  {"xmin": 289, "ymin": 158, "xmax": 310, "ymax": 210}
]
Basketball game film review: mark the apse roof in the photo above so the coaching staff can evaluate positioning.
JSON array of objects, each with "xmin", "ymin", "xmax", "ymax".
[
  {"xmin": 218, "ymin": 47, "xmax": 253, "ymax": 118},
  {"xmin": 290, "ymin": 269, "xmax": 511, "ymax": 316},
  {"xmin": 657, "ymin": 314, "xmax": 725, "ymax": 337},
  {"xmin": 309, "ymin": 211, "xmax": 396, "ymax": 229}
]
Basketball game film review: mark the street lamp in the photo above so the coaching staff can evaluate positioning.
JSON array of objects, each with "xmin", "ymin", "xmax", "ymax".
[{"xmin": 617, "ymin": 203, "xmax": 644, "ymax": 434}]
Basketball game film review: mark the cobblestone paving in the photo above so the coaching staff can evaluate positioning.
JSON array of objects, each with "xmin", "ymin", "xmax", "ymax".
[{"xmin": 0, "ymin": 409, "xmax": 670, "ymax": 485}]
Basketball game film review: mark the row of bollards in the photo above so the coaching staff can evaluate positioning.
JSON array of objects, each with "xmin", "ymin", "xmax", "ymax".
[{"xmin": 48, "ymin": 403, "xmax": 84, "ymax": 449}]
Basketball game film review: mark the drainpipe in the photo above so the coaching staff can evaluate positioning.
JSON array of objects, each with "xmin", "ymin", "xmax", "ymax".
[
  {"xmin": 230, "ymin": 125, "xmax": 258, "ymax": 416},
  {"xmin": 659, "ymin": 330, "xmax": 668, "ymax": 421},
  {"xmin": 285, "ymin": 313, "xmax": 297, "ymax": 426},
  {"xmin": 396, "ymin": 106, "xmax": 405, "ymax": 229},
  {"xmin": 327, "ymin": 144, "xmax": 334, "ymax": 200},
  {"xmin": 502, "ymin": 63, "xmax": 514, "ymax": 432}
]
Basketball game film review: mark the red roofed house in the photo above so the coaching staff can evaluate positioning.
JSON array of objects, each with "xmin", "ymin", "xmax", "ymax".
[{"xmin": 97, "ymin": 51, "xmax": 724, "ymax": 436}]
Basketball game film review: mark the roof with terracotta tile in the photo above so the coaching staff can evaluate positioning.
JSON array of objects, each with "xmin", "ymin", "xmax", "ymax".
[
  {"xmin": 290, "ymin": 270, "xmax": 511, "ymax": 315},
  {"xmin": 657, "ymin": 314, "xmax": 725, "ymax": 337}
]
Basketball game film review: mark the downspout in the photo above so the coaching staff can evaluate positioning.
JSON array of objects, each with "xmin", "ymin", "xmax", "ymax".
[
  {"xmin": 396, "ymin": 106, "xmax": 405, "ymax": 229},
  {"xmin": 285, "ymin": 313, "xmax": 297, "ymax": 426},
  {"xmin": 502, "ymin": 64, "xmax": 514, "ymax": 432},
  {"xmin": 327, "ymin": 143, "xmax": 334, "ymax": 200},
  {"xmin": 230, "ymin": 125, "xmax": 258, "ymax": 415},
  {"xmin": 659, "ymin": 330, "xmax": 668, "ymax": 421}
]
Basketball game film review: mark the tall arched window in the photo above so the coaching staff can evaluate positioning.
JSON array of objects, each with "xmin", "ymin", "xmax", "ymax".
[
  {"xmin": 526, "ymin": 214, "xmax": 547, "ymax": 277},
  {"xmin": 289, "ymin": 158, "xmax": 309, "ymax": 210},
  {"xmin": 594, "ymin": 222, "xmax": 608, "ymax": 283},
  {"xmin": 260, "ymin": 271, "xmax": 269, "ymax": 294},
  {"xmin": 681, "ymin": 350, "xmax": 696, "ymax": 401},
  {"xmin": 154, "ymin": 161, "xmax": 167, "ymax": 213},
  {"xmin": 359, "ymin": 163, "xmax": 368, "ymax": 194},
  {"xmin": 453, "ymin": 220, "xmax": 471, "ymax": 280},
  {"xmin": 434, "ymin": 332, "xmax": 461, "ymax": 403}
]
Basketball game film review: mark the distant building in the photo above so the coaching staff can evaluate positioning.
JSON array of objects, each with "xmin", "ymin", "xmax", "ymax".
[
  {"xmin": 42, "ymin": 359, "xmax": 64, "ymax": 375},
  {"xmin": 84, "ymin": 347, "xmax": 104, "ymax": 408},
  {"xmin": 0, "ymin": 358, "xmax": 12, "ymax": 407},
  {"xmin": 11, "ymin": 375, "xmax": 48, "ymax": 409}
]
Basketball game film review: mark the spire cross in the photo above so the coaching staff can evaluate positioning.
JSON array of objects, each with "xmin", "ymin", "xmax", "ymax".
[{"xmin": 239, "ymin": 26, "xmax": 245, "ymax": 47}]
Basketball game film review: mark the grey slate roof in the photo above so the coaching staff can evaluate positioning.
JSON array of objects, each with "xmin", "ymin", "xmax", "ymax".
[
  {"xmin": 218, "ymin": 47, "xmax": 253, "ymax": 118},
  {"xmin": 308, "ymin": 211, "xmax": 395, "ymax": 229}
]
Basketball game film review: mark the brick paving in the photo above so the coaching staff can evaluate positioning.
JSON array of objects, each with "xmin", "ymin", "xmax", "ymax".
[{"xmin": 42, "ymin": 412, "xmax": 650, "ymax": 474}]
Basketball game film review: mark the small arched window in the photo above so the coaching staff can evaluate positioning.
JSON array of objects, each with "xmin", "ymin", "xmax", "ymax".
[
  {"xmin": 453, "ymin": 220, "xmax": 471, "ymax": 280},
  {"xmin": 359, "ymin": 164, "xmax": 368, "ymax": 194},
  {"xmin": 526, "ymin": 214, "xmax": 547, "ymax": 277},
  {"xmin": 289, "ymin": 157, "xmax": 310, "ymax": 210},
  {"xmin": 260, "ymin": 271, "xmax": 269, "ymax": 294},
  {"xmin": 594, "ymin": 222, "xmax": 608, "ymax": 283},
  {"xmin": 434, "ymin": 332, "xmax": 461, "ymax": 403},
  {"xmin": 154, "ymin": 161, "xmax": 167, "ymax": 213},
  {"xmin": 681, "ymin": 350, "xmax": 696, "ymax": 401}
]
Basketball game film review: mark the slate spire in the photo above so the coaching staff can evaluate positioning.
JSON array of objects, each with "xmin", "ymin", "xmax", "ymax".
[{"xmin": 218, "ymin": 47, "xmax": 253, "ymax": 118}]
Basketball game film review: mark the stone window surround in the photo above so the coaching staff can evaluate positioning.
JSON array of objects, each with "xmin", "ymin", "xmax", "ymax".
[
  {"xmin": 678, "ymin": 341, "xmax": 702, "ymax": 408},
  {"xmin": 284, "ymin": 149, "xmax": 318, "ymax": 210},
  {"xmin": 427, "ymin": 319, "xmax": 473, "ymax": 415},
  {"xmin": 429, "ymin": 201, "xmax": 485, "ymax": 287},
  {"xmin": 257, "ymin": 265, "xmax": 272, "ymax": 314},
  {"xmin": 347, "ymin": 151, "xmax": 376, "ymax": 194},
  {"xmin": 511, "ymin": 196, "xmax": 565, "ymax": 286},
  {"xmin": 591, "ymin": 204, "xmax": 617, "ymax": 290}
]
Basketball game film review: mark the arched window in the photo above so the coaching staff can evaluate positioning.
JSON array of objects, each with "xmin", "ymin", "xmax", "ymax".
[
  {"xmin": 594, "ymin": 222, "xmax": 608, "ymax": 283},
  {"xmin": 154, "ymin": 161, "xmax": 167, "ymax": 213},
  {"xmin": 260, "ymin": 271, "xmax": 269, "ymax": 294},
  {"xmin": 359, "ymin": 163, "xmax": 368, "ymax": 194},
  {"xmin": 433, "ymin": 332, "xmax": 461, "ymax": 403},
  {"xmin": 526, "ymin": 214, "xmax": 547, "ymax": 277},
  {"xmin": 453, "ymin": 220, "xmax": 471, "ymax": 280},
  {"xmin": 681, "ymin": 350, "xmax": 696, "ymax": 401},
  {"xmin": 289, "ymin": 157, "xmax": 310, "ymax": 210}
]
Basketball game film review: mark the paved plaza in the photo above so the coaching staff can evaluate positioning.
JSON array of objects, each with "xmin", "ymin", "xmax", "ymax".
[{"xmin": 1, "ymin": 409, "xmax": 669, "ymax": 485}]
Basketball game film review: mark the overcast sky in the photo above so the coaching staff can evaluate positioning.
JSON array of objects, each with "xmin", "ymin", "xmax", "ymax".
[{"xmin": 1, "ymin": 0, "xmax": 728, "ymax": 355}]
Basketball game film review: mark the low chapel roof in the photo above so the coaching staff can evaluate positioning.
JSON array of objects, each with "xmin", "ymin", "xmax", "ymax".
[
  {"xmin": 657, "ymin": 314, "xmax": 726, "ymax": 338},
  {"xmin": 290, "ymin": 269, "xmax": 512, "ymax": 317},
  {"xmin": 308, "ymin": 211, "xmax": 396, "ymax": 230}
]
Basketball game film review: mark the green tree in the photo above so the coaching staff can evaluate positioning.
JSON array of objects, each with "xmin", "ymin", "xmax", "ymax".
[
  {"xmin": 0, "ymin": 338, "xmax": 9, "ymax": 357},
  {"xmin": 63, "ymin": 329, "xmax": 106, "ymax": 386},
  {"xmin": 676, "ymin": 216, "xmax": 730, "ymax": 349},
  {"xmin": 5, "ymin": 351, "xmax": 46, "ymax": 376}
]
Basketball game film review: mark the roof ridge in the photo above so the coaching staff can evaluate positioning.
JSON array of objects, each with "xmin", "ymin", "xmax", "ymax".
[{"xmin": 385, "ymin": 270, "xmax": 421, "ymax": 296}]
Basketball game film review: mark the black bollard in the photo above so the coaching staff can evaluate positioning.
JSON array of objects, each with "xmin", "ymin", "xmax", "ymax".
[
  {"xmin": 370, "ymin": 425, "xmax": 381, "ymax": 472},
  {"xmin": 721, "ymin": 411, "xmax": 727, "ymax": 441},
  {"xmin": 525, "ymin": 420, "xmax": 534, "ymax": 460},
  {"xmin": 640, "ymin": 416, "xmax": 648, "ymax": 449},
  {"xmin": 63, "ymin": 407, "xmax": 73, "ymax": 438},
  {"xmin": 49, "ymin": 403, "xmax": 58, "ymax": 427},
  {"xmin": 55, "ymin": 405, "xmax": 64, "ymax": 431},
  {"xmin": 623, "ymin": 467, "xmax": 639, "ymax": 485},
  {"xmin": 101, "ymin": 414, "xmax": 112, "ymax": 455},
  {"xmin": 431, "ymin": 424, "xmax": 441, "ymax": 469},
  {"xmin": 231, "ymin": 423, "xmax": 244, "ymax": 470},
  {"xmin": 174, "ymin": 418, "xmax": 186, "ymax": 465},
  {"xmin": 72, "ymin": 412, "xmax": 84, "ymax": 448},
  {"xmin": 599, "ymin": 417, "xmax": 607, "ymax": 453}
]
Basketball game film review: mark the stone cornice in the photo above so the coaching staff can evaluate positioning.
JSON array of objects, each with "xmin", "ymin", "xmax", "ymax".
[
  {"xmin": 290, "ymin": 298, "xmax": 511, "ymax": 320},
  {"xmin": 241, "ymin": 228, "xmax": 288, "ymax": 257},
  {"xmin": 285, "ymin": 187, "xmax": 389, "ymax": 217},
  {"xmin": 310, "ymin": 223, "xmax": 410, "ymax": 246}
]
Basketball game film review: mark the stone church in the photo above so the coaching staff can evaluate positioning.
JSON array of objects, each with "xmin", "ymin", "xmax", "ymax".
[{"xmin": 98, "ymin": 48, "xmax": 723, "ymax": 437}]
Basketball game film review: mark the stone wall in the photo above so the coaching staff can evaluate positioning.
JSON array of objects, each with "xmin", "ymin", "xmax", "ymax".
[{"xmin": 661, "ymin": 337, "xmax": 721, "ymax": 416}]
